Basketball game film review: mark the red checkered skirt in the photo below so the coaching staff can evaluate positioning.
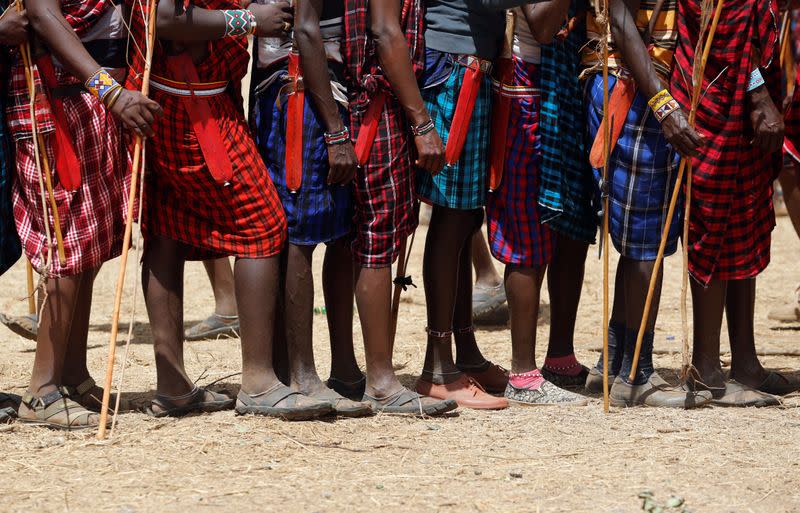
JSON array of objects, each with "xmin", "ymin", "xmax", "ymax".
[
  {"xmin": 671, "ymin": 0, "xmax": 780, "ymax": 285},
  {"xmin": 145, "ymin": 89, "xmax": 286, "ymax": 260},
  {"xmin": 8, "ymin": 62, "xmax": 130, "ymax": 278}
]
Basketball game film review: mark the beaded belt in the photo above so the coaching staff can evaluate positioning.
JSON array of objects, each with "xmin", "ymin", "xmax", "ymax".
[{"xmin": 150, "ymin": 75, "xmax": 229, "ymax": 97}]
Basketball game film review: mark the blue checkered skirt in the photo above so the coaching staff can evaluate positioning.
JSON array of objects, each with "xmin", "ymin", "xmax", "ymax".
[
  {"xmin": 251, "ymin": 70, "xmax": 353, "ymax": 246},
  {"xmin": 586, "ymin": 73, "xmax": 682, "ymax": 260},
  {"xmin": 416, "ymin": 50, "xmax": 491, "ymax": 210}
]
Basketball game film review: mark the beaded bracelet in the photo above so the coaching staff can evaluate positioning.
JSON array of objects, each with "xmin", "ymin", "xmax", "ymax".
[
  {"xmin": 222, "ymin": 9, "xmax": 256, "ymax": 38},
  {"xmin": 411, "ymin": 119, "xmax": 435, "ymax": 137},
  {"xmin": 324, "ymin": 127, "xmax": 351, "ymax": 146},
  {"xmin": 647, "ymin": 89, "xmax": 680, "ymax": 123},
  {"xmin": 747, "ymin": 68, "xmax": 765, "ymax": 92},
  {"xmin": 85, "ymin": 68, "xmax": 122, "ymax": 104}
]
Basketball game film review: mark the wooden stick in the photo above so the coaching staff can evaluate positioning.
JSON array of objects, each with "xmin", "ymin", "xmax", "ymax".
[
  {"xmin": 16, "ymin": 0, "xmax": 67, "ymax": 267},
  {"xmin": 629, "ymin": 0, "xmax": 724, "ymax": 382},
  {"xmin": 97, "ymin": 0, "xmax": 157, "ymax": 439},
  {"xmin": 389, "ymin": 229, "xmax": 416, "ymax": 352},
  {"xmin": 600, "ymin": 0, "xmax": 611, "ymax": 414},
  {"xmin": 25, "ymin": 260, "xmax": 35, "ymax": 315},
  {"xmin": 780, "ymin": 10, "xmax": 791, "ymax": 71},
  {"xmin": 680, "ymin": 159, "xmax": 692, "ymax": 377}
]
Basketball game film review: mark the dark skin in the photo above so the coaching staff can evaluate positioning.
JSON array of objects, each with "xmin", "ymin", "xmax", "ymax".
[
  {"xmin": 143, "ymin": 1, "xmax": 295, "ymax": 410},
  {"xmin": 0, "ymin": 6, "xmax": 28, "ymax": 46},
  {"xmin": 353, "ymin": 0, "xmax": 444, "ymax": 399},
  {"xmin": 546, "ymin": 234, "xmax": 590, "ymax": 359},
  {"xmin": 275, "ymin": 0, "xmax": 359, "ymax": 397},
  {"xmin": 27, "ymin": 0, "xmax": 162, "ymax": 138}
]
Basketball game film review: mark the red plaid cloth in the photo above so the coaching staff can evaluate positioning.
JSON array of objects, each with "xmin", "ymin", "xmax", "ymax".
[
  {"xmin": 63, "ymin": 0, "xmax": 112, "ymax": 38},
  {"xmin": 343, "ymin": 0, "xmax": 424, "ymax": 267},
  {"xmin": 128, "ymin": 0, "xmax": 286, "ymax": 260},
  {"xmin": 8, "ymin": 63, "xmax": 130, "ymax": 277},
  {"xmin": 671, "ymin": 0, "xmax": 781, "ymax": 285}
]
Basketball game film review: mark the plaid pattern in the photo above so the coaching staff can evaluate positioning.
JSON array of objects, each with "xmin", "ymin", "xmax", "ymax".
[
  {"xmin": 416, "ymin": 49, "xmax": 492, "ymax": 210},
  {"xmin": 62, "ymin": 0, "xmax": 112, "ymax": 38},
  {"xmin": 344, "ymin": 0, "xmax": 424, "ymax": 267},
  {"xmin": 671, "ymin": 0, "xmax": 780, "ymax": 285},
  {"xmin": 586, "ymin": 73, "xmax": 682, "ymax": 260},
  {"xmin": 129, "ymin": 0, "xmax": 286, "ymax": 260},
  {"xmin": 251, "ymin": 69, "xmax": 353, "ymax": 246},
  {"xmin": 538, "ymin": 6, "xmax": 595, "ymax": 244},
  {"xmin": 486, "ymin": 61, "xmax": 555, "ymax": 267},
  {"xmin": 8, "ymin": 62, "xmax": 130, "ymax": 277}
]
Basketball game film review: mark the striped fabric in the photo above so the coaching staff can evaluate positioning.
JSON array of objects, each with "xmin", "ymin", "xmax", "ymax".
[
  {"xmin": 586, "ymin": 73, "xmax": 682, "ymax": 261},
  {"xmin": 538, "ymin": 3, "xmax": 596, "ymax": 244},
  {"xmin": 582, "ymin": 0, "xmax": 678, "ymax": 80},
  {"xmin": 671, "ymin": 0, "xmax": 780, "ymax": 285},
  {"xmin": 486, "ymin": 60, "xmax": 555, "ymax": 267},
  {"xmin": 251, "ymin": 69, "xmax": 353, "ymax": 246},
  {"xmin": 416, "ymin": 49, "xmax": 492, "ymax": 210}
]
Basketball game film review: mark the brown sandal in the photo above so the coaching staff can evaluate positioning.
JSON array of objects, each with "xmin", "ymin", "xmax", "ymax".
[
  {"xmin": 148, "ymin": 386, "xmax": 234, "ymax": 418},
  {"xmin": 62, "ymin": 378, "xmax": 115, "ymax": 413},
  {"xmin": 18, "ymin": 389, "xmax": 105, "ymax": 430}
]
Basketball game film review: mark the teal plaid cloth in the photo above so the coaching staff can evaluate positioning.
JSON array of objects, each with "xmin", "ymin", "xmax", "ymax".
[
  {"xmin": 537, "ymin": 2, "xmax": 596, "ymax": 243},
  {"xmin": 416, "ymin": 49, "xmax": 491, "ymax": 210}
]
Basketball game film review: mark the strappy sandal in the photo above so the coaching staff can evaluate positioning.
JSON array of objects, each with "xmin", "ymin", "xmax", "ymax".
[
  {"xmin": 362, "ymin": 387, "xmax": 458, "ymax": 416},
  {"xmin": 62, "ymin": 378, "xmax": 114, "ymax": 413},
  {"xmin": 326, "ymin": 375, "xmax": 366, "ymax": 402},
  {"xmin": 310, "ymin": 387, "xmax": 373, "ymax": 418},
  {"xmin": 148, "ymin": 386, "xmax": 234, "ymax": 418},
  {"xmin": 0, "ymin": 313, "xmax": 38, "ymax": 341},
  {"xmin": 235, "ymin": 383, "xmax": 333, "ymax": 420},
  {"xmin": 18, "ymin": 389, "xmax": 105, "ymax": 430},
  {"xmin": 184, "ymin": 314, "xmax": 240, "ymax": 341},
  {"xmin": 757, "ymin": 372, "xmax": 800, "ymax": 396}
]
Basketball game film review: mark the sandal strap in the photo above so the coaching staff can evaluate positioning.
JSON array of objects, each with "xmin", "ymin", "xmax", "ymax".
[
  {"xmin": 151, "ymin": 386, "xmax": 201, "ymax": 411},
  {"xmin": 22, "ymin": 389, "xmax": 64, "ymax": 410},
  {"xmin": 75, "ymin": 378, "xmax": 97, "ymax": 396},
  {"xmin": 243, "ymin": 383, "xmax": 302, "ymax": 407}
]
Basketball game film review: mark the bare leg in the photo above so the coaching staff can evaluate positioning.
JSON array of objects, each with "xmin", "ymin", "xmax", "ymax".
[
  {"xmin": 354, "ymin": 266, "xmax": 401, "ymax": 397},
  {"xmin": 726, "ymin": 278, "xmax": 768, "ymax": 387},
  {"xmin": 621, "ymin": 257, "xmax": 662, "ymax": 333},
  {"xmin": 546, "ymin": 234, "xmax": 589, "ymax": 358},
  {"xmin": 505, "ymin": 266, "xmax": 547, "ymax": 372},
  {"xmin": 690, "ymin": 278, "xmax": 727, "ymax": 389},
  {"xmin": 203, "ymin": 258, "xmax": 238, "ymax": 317},
  {"xmin": 454, "ymin": 233, "xmax": 488, "ymax": 367},
  {"xmin": 62, "ymin": 267, "xmax": 101, "ymax": 386},
  {"xmin": 472, "ymin": 229, "xmax": 502, "ymax": 288},
  {"xmin": 779, "ymin": 166, "xmax": 800, "ymax": 238},
  {"xmin": 323, "ymin": 237, "xmax": 360, "ymax": 383},
  {"xmin": 234, "ymin": 256, "xmax": 283, "ymax": 395},
  {"xmin": 421, "ymin": 206, "xmax": 483, "ymax": 384}
]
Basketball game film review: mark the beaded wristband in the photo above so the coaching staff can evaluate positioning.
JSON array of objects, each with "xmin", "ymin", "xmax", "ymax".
[
  {"xmin": 222, "ymin": 9, "xmax": 255, "ymax": 38},
  {"xmin": 411, "ymin": 119, "xmax": 435, "ymax": 137},
  {"xmin": 85, "ymin": 69, "xmax": 122, "ymax": 103},
  {"xmin": 653, "ymin": 98, "xmax": 680, "ymax": 123},
  {"xmin": 324, "ymin": 127, "xmax": 350, "ymax": 146},
  {"xmin": 747, "ymin": 68, "xmax": 765, "ymax": 92},
  {"xmin": 647, "ymin": 89, "xmax": 672, "ymax": 111}
]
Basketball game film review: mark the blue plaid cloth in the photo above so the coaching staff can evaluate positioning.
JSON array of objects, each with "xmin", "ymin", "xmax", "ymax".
[
  {"xmin": 586, "ymin": 73, "xmax": 682, "ymax": 260},
  {"xmin": 538, "ymin": 5, "xmax": 596, "ymax": 244},
  {"xmin": 251, "ymin": 69, "xmax": 353, "ymax": 246},
  {"xmin": 0, "ymin": 53, "xmax": 21, "ymax": 276},
  {"xmin": 416, "ymin": 48, "xmax": 491, "ymax": 210}
]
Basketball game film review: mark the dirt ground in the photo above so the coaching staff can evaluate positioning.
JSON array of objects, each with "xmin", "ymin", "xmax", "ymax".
[{"xmin": 0, "ymin": 212, "xmax": 798, "ymax": 513}]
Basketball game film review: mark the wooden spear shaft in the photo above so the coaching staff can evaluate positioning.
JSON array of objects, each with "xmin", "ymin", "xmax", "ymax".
[
  {"xmin": 97, "ymin": 0, "xmax": 158, "ymax": 439},
  {"xmin": 26, "ymin": 260, "xmax": 35, "ymax": 314},
  {"xmin": 629, "ymin": 0, "xmax": 724, "ymax": 382},
  {"xmin": 16, "ymin": 0, "xmax": 67, "ymax": 267},
  {"xmin": 600, "ymin": 0, "xmax": 611, "ymax": 413}
]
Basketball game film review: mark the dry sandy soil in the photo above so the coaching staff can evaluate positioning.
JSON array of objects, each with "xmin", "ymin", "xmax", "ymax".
[{"xmin": 0, "ymin": 213, "xmax": 798, "ymax": 513}]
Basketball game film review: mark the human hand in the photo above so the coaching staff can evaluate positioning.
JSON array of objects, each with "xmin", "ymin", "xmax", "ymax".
[{"xmin": 247, "ymin": 1, "xmax": 292, "ymax": 38}]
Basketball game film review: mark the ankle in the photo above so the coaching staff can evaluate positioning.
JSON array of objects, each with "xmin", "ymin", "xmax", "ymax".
[
  {"xmin": 508, "ymin": 369, "xmax": 544, "ymax": 390},
  {"xmin": 543, "ymin": 354, "xmax": 583, "ymax": 376}
]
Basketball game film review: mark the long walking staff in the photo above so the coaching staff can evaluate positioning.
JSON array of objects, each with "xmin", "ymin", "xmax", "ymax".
[
  {"xmin": 97, "ymin": 0, "xmax": 157, "ymax": 439},
  {"xmin": 629, "ymin": 0, "xmax": 725, "ymax": 382},
  {"xmin": 26, "ymin": 260, "xmax": 36, "ymax": 314},
  {"xmin": 16, "ymin": 0, "xmax": 67, "ymax": 267},
  {"xmin": 390, "ymin": 230, "xmax": 416, "ymax": 351},
  {"xmin": 598, "ymin": 0, "xmax": 612, "ymax": 413}
]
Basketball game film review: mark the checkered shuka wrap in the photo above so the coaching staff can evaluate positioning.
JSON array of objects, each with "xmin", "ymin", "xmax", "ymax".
[
  {"xmin": 343, "ymin": 0, "xmax": 424, "ymax": 267},
  {"xmin": 6, "ymin": 2, "xmax": 130, "ymax": 278},
  {"xmin": 671, "ymin": 0, "xmax": 781, "ymax": 285},
  {"xmin": 127, "ymin": 0, "xmax": 287, "ymax": 260},
  {"xmin": 416, "ymin": 50, "xmax": 492, "ymax": 211},
  {"xmin": 586, "ymin": 73, "xmax": 683, "ymax": 261}
]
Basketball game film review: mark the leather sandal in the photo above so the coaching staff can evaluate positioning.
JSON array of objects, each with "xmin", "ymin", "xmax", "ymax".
[
  {"xmin": 362, "ymin": 387, "xmax": 457, "ymax": 416},
  {"xmin": 62, "ymin": 377, "xmax": 114, "ymax": 413},
  {"xmin": 0, "ymin": 313, "xmax": 38, "ymax": 341},
  {"xmin": 756, "ymin": 372, "xmax": 800, "ymax": 396},
  {"xmin": 148, "ymin": 386, "xmax": 234, "ymax": 418},
  {"xmin": 326, "ymin": 375, "xmax": 366, "ymax": 402},
  {"xmin": 18, "ymin": 389, "xmax": 105, "ymax": 430},
  {"xmin": 235, "ymin": 383, "xmax": 332, "ymax": 420},
  {"xmin": 309, "ymin": 387, "xmax": 373, "ymax": 418},
  {"xmin": 184, "ymin": 313, "xmax": 240, "ymax": 341}
]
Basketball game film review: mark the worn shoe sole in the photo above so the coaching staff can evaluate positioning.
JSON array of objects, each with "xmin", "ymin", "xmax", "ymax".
[{"xmin": 235, "ymin": 402, "xmax": 333, "ymax": 421}]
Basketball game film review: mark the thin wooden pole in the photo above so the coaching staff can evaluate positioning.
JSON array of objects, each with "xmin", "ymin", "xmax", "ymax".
[
  {"xmin": 25, "ymin": 260, "xmax": 35, "ymax": 314},
  {"xmin": 16, "ymin": 0, "xmax": 66, "ymax": 267},
  {"xmin": 600, "ymin": 0, "xmax": 611, "ymax": 413},
  {"xmin": 629, "ymin": 0, "xmax": 724, "ymax": 382},
  {"xmin": 97, "ymin": 0, "xmax": 158, "ymax": 439}
]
